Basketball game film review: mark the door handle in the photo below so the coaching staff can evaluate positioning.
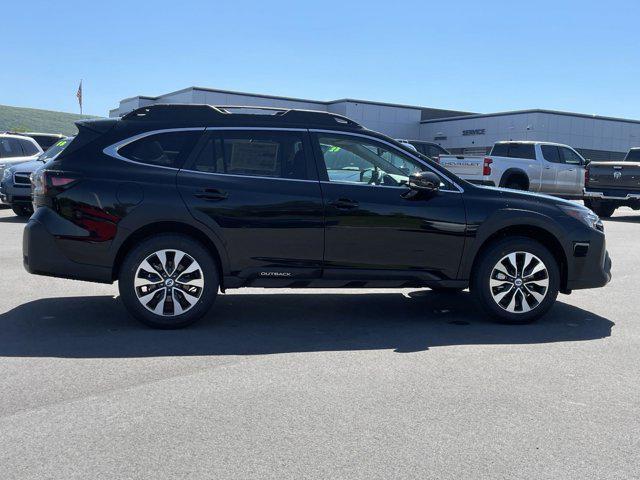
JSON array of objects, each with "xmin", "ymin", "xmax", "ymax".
[
  {"xmin": 329, "ymin": 198, "xmax": 359, "ymax": 209},
  {"xmin": 194, "ymin": 188, "xmax": 228, "ymax": 201},
  {"xmin": 544, "ymin": 166, "xmax": 552, "ymax": 170}
]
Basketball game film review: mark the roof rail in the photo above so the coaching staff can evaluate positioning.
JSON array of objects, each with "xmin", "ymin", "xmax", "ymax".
[{"xmin": 122, "ymin": 103, "xmax": 362, "ymax": 128}]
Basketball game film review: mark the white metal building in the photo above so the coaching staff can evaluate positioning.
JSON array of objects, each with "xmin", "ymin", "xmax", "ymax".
[{"xmin": 111, "ymin": 87, "xmax": 640, "ymax": 161}]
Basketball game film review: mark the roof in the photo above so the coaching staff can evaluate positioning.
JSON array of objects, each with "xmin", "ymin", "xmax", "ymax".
[
  {"xmin": 421, "ymin": 108, "xmax": 640, "ymax": 125},
  {"xmin": 121, "ymin": 104, "xmax": 365, "ymax": 130}
]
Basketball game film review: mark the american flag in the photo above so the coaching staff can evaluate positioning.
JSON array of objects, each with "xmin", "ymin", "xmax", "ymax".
[{"xmin": 76, "ymin": 80, "xmax": 83, "ymax": 114}]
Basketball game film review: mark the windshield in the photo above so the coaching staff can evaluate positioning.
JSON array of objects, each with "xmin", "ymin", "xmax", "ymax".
[
  {"xmin": 39, "ymin": 137, "xmax": 73, "ymax": 162},
  {"xmin": 625, "ymin": 149, "xmax": 640, "ymax": 162}
]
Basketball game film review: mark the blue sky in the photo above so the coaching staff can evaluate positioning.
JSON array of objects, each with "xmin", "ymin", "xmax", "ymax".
[{"xmin": 3, "ymin": 0, "xmax": 639, "ymax": 118}]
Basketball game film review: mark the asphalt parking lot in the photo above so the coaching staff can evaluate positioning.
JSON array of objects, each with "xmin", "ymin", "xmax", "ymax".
[{"xmin": 0, "ymin": 207, "xmax": 638, "ymax": 479}]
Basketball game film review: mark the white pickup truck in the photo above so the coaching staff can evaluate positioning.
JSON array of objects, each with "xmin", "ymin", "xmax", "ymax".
[{"xmin": 438, "ymin": 141, "xmax": 587, "ymax": 197}]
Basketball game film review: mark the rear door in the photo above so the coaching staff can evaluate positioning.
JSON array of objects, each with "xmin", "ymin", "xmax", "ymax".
[
  {"xmin": 177, "ymin": 128, "xmax": 325, "ymax": 282},
  {"xmin": 539, "ymin": 145, "xmax": 561, "ymax": 192}
]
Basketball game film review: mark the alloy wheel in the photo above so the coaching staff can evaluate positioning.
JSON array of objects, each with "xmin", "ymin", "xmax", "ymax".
[
  {"xmin": 134, "ymin": 249, "xmax": 204, "ymax": 316},
  {"xmin": 489, "ymin": 251, "xmax": 549, "ymax": 314}
]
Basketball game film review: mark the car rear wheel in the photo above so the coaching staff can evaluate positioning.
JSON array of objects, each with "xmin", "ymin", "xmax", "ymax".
[
  {"xmin": 471, "ymin": 237, "xmax": 559, "ymax": 323},
  {"xmin": 118, "ymin": 234, "xmax": 218, "ymax": 329}
]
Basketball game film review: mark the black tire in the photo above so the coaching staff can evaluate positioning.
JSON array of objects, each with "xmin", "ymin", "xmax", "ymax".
[
  {"xmin": 11, "ymin": 204, "xmax": 33, "ymax": 218},
  {"xmin": 505, "ymin": 179, "xmax": 527, "ymax": 191},
  {"xmin": 591, "ymin": 203, "xmax": 616, "ymax": 218},
  {"xmin": 118, "ymin": 234, "xmax": 218, "ymax": 329},
  {"xmin": 471, "ymin": 237, "xmax": 559, "ymax": 324}
]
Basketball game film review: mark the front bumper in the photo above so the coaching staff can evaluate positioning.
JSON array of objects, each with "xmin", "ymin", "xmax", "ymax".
[
  {"xmin": 565, "ymin": 229, "xmax": 612, "ymax": 290},
  {"xmin": 23, "ymin": 209, "xmax": 112, "ymax": 283}
]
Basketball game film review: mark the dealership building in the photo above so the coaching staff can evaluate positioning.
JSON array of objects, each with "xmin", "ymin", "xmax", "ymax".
[{"xmin": 111, "ymin": 87, "xmax": 640, "ymax": 161}]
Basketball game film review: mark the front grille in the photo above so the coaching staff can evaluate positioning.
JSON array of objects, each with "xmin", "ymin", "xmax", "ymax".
[{"xmin": 13, "ymin": 172, "xmax": 31, "ymax": 187}]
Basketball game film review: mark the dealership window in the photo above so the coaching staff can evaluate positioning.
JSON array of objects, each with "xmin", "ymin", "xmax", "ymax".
[
  {"xmin": 191, "ymin": 132, "xmax": 308, "ymax": 180},
  {"xmin": 541, "ymin": 145, "xmax": 561, "ymax": 163},
  {"xmin": 119, "ymin": 131, "xmax": 202, "ymax": 168}
]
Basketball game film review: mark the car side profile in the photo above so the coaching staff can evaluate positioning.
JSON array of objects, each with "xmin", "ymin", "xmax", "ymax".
[{"xmin": 24, "ymin": 105, "xmax": 611, "ymax": 328}]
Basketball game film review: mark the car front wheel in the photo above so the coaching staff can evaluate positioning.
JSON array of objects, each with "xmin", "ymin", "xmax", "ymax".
[
  {"xmin": 118, "ymin": 234, "xmax": 218, "ymax": 329},
  {"xmin": 472, "ymin": 237, "xmax": 559, "ymax": 323}
]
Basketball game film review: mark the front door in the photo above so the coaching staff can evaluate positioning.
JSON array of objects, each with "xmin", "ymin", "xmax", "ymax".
[
  {"xmin": 311, "ymin": 131, "xmax": 467, "ymax": 282},
  {"xmin": 178, "ymin": 129, "xmax": 324, "ymax": 282},
  {"xmin": 557, "ymin": 146, "xmax": 585, "ymax": 196}
]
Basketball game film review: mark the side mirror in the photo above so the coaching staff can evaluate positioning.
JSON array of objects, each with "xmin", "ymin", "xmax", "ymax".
[
  {"xmin": 583, "ymin": 158, "xmax": 591, "ymax": 166},
  {"xmin": 408, "ymin": 171, "xmax": 441, "ymax": 192}
]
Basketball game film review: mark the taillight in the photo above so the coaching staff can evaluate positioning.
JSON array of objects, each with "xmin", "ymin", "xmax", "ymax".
[
  {"xmin": 584, "ymin": 165, "xmax": 590, "ymax": 187},
  {"xmin": 32, "ymin": 170, "xmax": 80, "ymax": 196},
  {"xmin": 482, "ymin": 157, "xmax": 493, "ymax": 176}
]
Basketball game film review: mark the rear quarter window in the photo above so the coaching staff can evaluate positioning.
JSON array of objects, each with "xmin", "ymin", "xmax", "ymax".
[{"xmin": 118, "ymin": 131, "xmax": 202, "ymax": 168}]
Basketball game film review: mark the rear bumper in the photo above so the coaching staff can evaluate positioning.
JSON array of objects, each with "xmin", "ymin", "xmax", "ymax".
[
  {"xmin": 565, "ymin": 230, "xmax": 612, "ymax": 290},
  {"xmin": 23, "ymin": 209, "xmax": 112, "ymax": 283},
  {"xmin": 584, "ymin": 189, "xmax": 640, "ymax": 202}
]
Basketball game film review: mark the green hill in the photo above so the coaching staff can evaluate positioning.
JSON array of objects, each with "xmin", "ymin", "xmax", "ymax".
[{"xmin": 0, "ymin": 104, "xmax": 101, "ymax": 136}]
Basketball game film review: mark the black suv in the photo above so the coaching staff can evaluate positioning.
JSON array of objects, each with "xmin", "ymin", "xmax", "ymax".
[{"xmin": 24, "ymin": 105, "xmax": 611, "ymax": 328}]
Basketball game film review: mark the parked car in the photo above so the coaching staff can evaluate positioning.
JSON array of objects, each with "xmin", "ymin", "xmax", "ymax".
[
  {"xmin": 583, "ymin": 147, "xmax": 640, "ymax": 217},
  {"xmin": 0, "ymin": 137, "xmax": 73, "ymax": 217},
  {"xmin": 4, "ymin": 132, "xmax": 66, "ymax": 151},
  {"xmin": 0, "ymin": 133, "xmax": 43, "ymax": 179},
  {"xmin": 438, "ymin": 141, "xmax": 587, "ymax": 197},
  {"xmin": 24, "ymin": 104, "xmax": 611, "ymax": 328},
  {"xmin": 396, "ymin": 139, "xmax": 450, "ymax": 159}
]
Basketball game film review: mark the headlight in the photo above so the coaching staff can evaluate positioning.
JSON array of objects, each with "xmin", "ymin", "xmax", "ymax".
[
  {"xmin": 2, "ymin": 168, "xmax": 12, "ymax": 181},
  {"xmin": 558, "ymin": 204, "xmax": 603, "ymax": 231}
]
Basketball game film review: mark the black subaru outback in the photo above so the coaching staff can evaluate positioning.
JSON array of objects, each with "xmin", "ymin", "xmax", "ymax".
[{"xmin": 24, "ymin": 104, "xmax": 611, "ymax": 328}]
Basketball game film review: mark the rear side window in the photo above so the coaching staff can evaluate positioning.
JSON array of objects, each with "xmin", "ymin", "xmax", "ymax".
[
  {"xmin": 541, "ymin": 145, "xmax": 561, "ymax": 163},
  {"xmin": 0, "ymin": 138, "xmax": 23, "ymax": 158},
  {"xmin": 191, "ymin": 131, "xmax": 309, "ymax": 180},
  {"xmin": 490, "ymin": 143, "xmax": 508, "ymax": 156},
  {"xmin": 119, "ymin": 131, "xmax": 201, "ymax": 168}
]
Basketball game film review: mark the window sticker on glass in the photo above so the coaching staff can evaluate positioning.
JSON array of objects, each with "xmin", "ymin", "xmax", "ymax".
[{"xmin": 229, "ymin": 141, "xmax": 279, "ymax": 175}]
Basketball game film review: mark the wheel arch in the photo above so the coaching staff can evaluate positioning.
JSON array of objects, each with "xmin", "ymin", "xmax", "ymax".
[
  {"xmin": 468, "ymin": 224, "xmax": 569, "ymax": 292},
  {"xmin": 499, "ymin": 168, "xmax": 530, "ymax": 189},
  {"xmin": 112, "ymin": 221, "xmax": 228, "ymax": 288}
]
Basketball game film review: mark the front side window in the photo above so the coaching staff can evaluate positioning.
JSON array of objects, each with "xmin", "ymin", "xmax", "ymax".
[
  {"xmin": 559, "ymin": 147, "xmax": 584, "ymax": 165},
  {"xmin": 318, "ymin": 134, "xmax": 429, "ymax": 187},
  {"xmin": 541, "ymin": 145, "xmax": 561, "ymax": 163},
  {"xmin": 119, "ymin": 131, "xmax": 201, "ymax": 168},
  {"xmin": 191, "ymin": 131, "xmax": 308, "ymax": 180}
]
